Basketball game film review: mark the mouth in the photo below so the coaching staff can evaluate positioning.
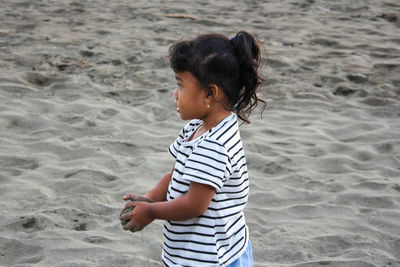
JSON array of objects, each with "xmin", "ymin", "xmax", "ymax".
[{"xmin": 176, "ymin": 107, "xmax": 180, "ymax": 113}]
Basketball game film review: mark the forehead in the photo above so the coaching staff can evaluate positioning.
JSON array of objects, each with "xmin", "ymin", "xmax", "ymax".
[
  {"xmin": 175, "ymin": 71, "xmax": 196, "ymax": 82},
  {"xmin": 174, "ymin": 71, "xmax": 205, "ymax": 91}
]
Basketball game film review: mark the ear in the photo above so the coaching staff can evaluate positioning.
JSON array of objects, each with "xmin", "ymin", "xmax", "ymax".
[{"xmin": 206, "ymin": 84, "xmax": 221, "ymax": 100}]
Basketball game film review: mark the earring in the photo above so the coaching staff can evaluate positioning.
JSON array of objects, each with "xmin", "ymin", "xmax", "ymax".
[{"xmin": 206, "ymin": 102, "xmax": 210, "ymax": 108}]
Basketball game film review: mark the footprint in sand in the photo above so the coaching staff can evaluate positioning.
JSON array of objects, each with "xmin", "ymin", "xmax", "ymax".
[
  {"xmin": 21, "ymin": 72, "xmax": 58, "ymax": 87},
  {"xmin": 42, "ymin": 207, "xmax": 98, "ymax": 232},
  {"xmin": 4, "ymin": 215, "xmax": 45, "ymax": 233},
  {"xmin": 83, "ymin": 236, "xmax": 112, "ymax": 244},
  {"xmin": 64, "ymin": 169, "xmax": 118, "ymax": 183}
]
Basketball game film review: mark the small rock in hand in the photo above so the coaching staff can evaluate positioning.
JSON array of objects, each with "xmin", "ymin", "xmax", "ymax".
[{"xmin": 120, "ymin": 197, "xmax": 152, "ymax": 231}]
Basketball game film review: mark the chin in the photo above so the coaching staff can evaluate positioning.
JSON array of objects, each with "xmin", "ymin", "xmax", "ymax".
[
  {"xmin": 179, "ymin": 113, "xmax": 194, "ymax": 121},
  {"xmin": 179, "ymin": 115, "xmax": 190, "ymax": 120}
]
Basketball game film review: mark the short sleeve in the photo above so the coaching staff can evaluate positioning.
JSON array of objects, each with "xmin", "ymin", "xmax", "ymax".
[
  {"xmin": 182, "ymin": 138, "xmax": 230, "ymax": 190},
  {"xmin": 168, "ymin": 128, "xmax": 185, "ymax": 159}
]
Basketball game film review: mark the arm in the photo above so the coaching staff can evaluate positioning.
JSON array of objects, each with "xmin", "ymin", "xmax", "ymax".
[
  {"xmin": 151, "ymin": 181, "xmax": 215, "ymax": 221},
  {"xmin": 144, "ymin": 168, "xmax": 173, "ymax": 202},
  {"xmin": 122, "ymin": 181, "xmax": 215, "ymax": 230}
]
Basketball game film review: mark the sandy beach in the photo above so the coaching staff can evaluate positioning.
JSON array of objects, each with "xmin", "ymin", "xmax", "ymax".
[{"xmin": 1, "ymin": 0, "xmax": 399, "ymax": 266}]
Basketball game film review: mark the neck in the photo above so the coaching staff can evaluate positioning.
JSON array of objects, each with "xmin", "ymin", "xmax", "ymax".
[{"xmin": 201, "ymin": 109, "xmax": 232, "ymax": 132}]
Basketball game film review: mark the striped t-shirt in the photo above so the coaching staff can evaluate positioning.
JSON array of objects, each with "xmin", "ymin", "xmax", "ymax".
[{"xmin": 163, "ymin": 113, "xmax": 249, "ymax": 267}]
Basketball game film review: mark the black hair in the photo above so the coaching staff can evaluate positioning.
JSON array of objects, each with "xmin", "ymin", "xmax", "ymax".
[{"xmin": 169, "ymin": 31, "xmax": 266, "ymax": 123}]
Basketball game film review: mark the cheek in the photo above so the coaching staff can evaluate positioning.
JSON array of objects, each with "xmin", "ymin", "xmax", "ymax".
[
  {"xmin": 175, "ymin": 92, "xmax": 181, "ymax": 103},
  {"xmin": 176, "ymin": 88, "xmax": 184, "ymax": 100},
  {"xmin": 177, "ymin": 91, "xmax": 186, "ymax": 104}
]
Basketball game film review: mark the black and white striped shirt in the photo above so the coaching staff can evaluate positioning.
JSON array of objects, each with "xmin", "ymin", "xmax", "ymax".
[{"xmin": 163, "ymin": 113, "xmax": 249, "ymax": 267}]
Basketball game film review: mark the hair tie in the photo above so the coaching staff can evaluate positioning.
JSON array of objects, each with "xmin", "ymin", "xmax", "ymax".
[{"xmin": 231, "ymin": 36, "xmax": 237, "ymax": 43}]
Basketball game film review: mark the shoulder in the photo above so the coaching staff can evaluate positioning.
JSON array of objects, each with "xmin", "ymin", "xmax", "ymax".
[
  {"xmin": 198, "ymin": 115, "xmax": 239, "ymax": 155},
  {"xmin": 209, "ymin": 114, "xmax": 240, "ymax": 145},
  {"xmin": 198, "ymin": 136, "xmax": 228, "ymax": 157}
]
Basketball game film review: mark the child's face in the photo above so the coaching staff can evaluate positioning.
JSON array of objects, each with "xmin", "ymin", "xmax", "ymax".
[{"xmin": 174, "ymin": 71, "xmax": 208, "ymax": 121}]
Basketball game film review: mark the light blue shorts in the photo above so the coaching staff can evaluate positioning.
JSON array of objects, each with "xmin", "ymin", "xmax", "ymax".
[{"xmin": 227, "ymin": 240, "xmax": 253, "ymax": 267}]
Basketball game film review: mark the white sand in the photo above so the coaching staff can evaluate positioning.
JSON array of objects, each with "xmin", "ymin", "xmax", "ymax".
[{"xmin": 1, "ymin": 0, "xmax": 399, "ymax": 266}]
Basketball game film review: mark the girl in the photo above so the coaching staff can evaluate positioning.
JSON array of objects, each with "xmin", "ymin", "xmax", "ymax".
[{"xmin": 121, "ymin": 31, "xmax": 265, "ymax": 267}]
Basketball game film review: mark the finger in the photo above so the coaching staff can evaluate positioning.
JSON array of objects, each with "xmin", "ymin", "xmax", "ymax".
[
  {"xmin": 124, "ymin": 219, "xmax": 137, "ymax": 231},
  {"xmin": 132, "ymin": 223, "xmax": 144, "ymax": 233},
  {"xmin": 130, "ymin": 223, "xmax": 139, "ymax": 233},
  {"xmin": 120, "ymin": 209, "xmax": 131, "ymax": 221},
  {"xmin": 122, "ymin": 193, "xmax": 134, "ymax": 201},
  {"xmin": 120, "ymin": 205, "xmax": 136, "ymax": 221},
  {"xmin": 120, "ymin": 210, "xmax": 133, "ymax": 221},
  {"xmin": 131, "ymin": 226, "xmax": 142, "ymax": 233},
  {"xmin": 139, "ymin": 196, "xmax": 152, "ymax": 203}
]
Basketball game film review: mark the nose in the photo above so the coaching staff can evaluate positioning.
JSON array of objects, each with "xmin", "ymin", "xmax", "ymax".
[{"xmin": 173, "ymin": 88, "xmax": 178, "ymax": 101}]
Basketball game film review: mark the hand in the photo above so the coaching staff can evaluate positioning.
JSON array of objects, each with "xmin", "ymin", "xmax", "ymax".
[
  {"xmin": 120, "ymin": 194, "xmax": 152, "ymax": 232},
  {"xmin": 122, "ymin": 193, "xmax": 152, "ymax": 203},
  {"xmin": 120, "ymin": 201, "xmax": 154, "ymax": 232}
]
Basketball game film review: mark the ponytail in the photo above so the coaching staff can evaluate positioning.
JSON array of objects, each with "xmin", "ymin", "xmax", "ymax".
[{"xmin": 231, "ymin": 31, "xmax": 266, "ymax": 123}]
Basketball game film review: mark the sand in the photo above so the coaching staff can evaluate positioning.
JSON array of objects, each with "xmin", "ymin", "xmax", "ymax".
[{"xmin": 0, "ymin": 0, "xmax": 399, "ymax": 266}]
